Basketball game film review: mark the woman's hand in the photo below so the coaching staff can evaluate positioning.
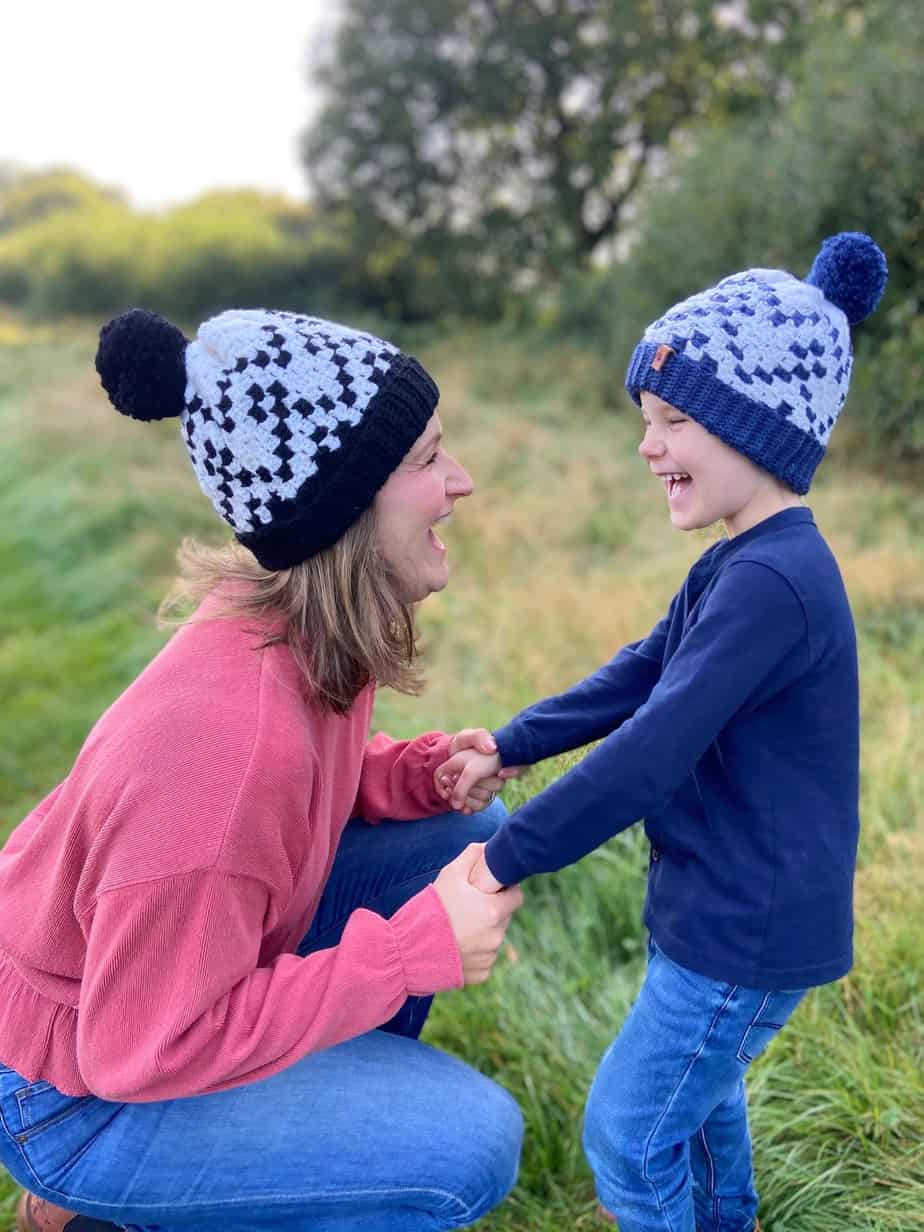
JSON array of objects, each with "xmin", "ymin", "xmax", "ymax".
[
  {"xmin": 467, "ymin": 846, "xmax": 504, "ymax": 893},
  {"xmin": 433, "ymin": 844, "xmax": 522, "ymax": 984},
  {"xmin": 436, "ymin": 728, "xmax": 523, "ymax": 813}
]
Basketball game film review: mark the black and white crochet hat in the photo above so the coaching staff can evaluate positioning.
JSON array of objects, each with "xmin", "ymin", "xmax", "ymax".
[
  {"xmin": 625, "ymin": 232, "xmax": 888, "ymax": 493},
  {"xmin": 96, "ymin": 308, "xmax": 439, "ymax": 569}
]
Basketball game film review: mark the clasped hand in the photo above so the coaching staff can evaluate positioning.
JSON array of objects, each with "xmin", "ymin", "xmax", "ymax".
[
  {"xmin": 434, "ymin": 727, "xmax": 522, "ymax": 817},
  {"xmin": 433, "ymin": 843, "xmax": 522, "ymax": 984}
]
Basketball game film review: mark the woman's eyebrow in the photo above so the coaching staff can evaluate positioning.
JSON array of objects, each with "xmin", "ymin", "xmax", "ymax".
[{"xmin": 414, "ymin": 430, "xmax": 442, "ymax": 457}]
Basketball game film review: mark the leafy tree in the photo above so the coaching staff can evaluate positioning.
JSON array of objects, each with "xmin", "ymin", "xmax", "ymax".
[
  {"xmin": 0, "ymin": 167, "xmax": 124, "ymax": 234},
  {"xmin": 303, "ymin": 0, "xmax": 844, "ymax": 293},
  {"xmin": 558, "ymin": 0, "xmax": 924, "ymax": 456}
]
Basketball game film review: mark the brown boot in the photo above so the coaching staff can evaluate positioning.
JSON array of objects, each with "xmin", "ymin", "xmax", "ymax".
[
  {"xmin": 15, "ymin": 1191, "xmax": 118, "ymax": 1232},
  {"xmin": 16, "ymin": 1192, "xmax": 80, "ymax": 1232}
]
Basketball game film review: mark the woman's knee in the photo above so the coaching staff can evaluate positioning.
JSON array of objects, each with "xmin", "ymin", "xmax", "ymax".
[
  {"xmin": 450, "ymin": 797, "xmax": 508, "ymax": 845},
  {"xmin": 450, "ymin": 1078, "xmax": 523, "ymax": 1221}
]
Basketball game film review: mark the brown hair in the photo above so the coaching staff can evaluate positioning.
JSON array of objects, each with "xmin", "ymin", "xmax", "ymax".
[{"xmin": 160, "ymin": 505, "xmax": 422, "ymax": 714}]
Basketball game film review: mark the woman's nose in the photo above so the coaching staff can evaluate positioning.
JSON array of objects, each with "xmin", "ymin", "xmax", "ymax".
[{"xmin": 447, "ymin": 454, "xmax": 474, "ymax": 499}]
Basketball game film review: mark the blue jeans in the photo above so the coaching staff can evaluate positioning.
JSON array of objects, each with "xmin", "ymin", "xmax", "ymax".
[
  {"xmin": 0, "ymin": 802, "xmax": 523, "ymax": 1231},
  {"xmin": 583, "ymin": 939, "xmax": 806, "ymax": 1232}
]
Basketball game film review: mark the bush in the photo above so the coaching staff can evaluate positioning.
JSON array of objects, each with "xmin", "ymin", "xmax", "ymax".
[{"xmin": 0, "ymin": 181, "xmax": 404, "ymax": 326}]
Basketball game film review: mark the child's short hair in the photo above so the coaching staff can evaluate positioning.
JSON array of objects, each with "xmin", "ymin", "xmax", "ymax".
[{"xmin": 625, "ymin": 233, "xmax": 887, "ymax": 493}]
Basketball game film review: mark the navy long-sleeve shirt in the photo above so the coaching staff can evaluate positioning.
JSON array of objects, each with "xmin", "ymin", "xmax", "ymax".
[{"xmin": 485, "ymin": 508, "xmax": 859, "ymax": 989}]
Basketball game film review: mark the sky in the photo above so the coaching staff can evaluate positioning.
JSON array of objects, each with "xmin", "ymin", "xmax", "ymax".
[{"xmin": 2, "ymin": 1, "xmax": 338, "ymax": 209}]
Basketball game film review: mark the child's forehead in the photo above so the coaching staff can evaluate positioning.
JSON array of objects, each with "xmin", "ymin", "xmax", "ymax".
[{"xmin": 639, "ymin": 391, "xmax": 685, "ymax": 416}]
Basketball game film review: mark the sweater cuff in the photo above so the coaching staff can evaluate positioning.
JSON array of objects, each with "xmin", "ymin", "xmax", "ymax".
[
  {"xmin": 483, "ymin": 828, "xmax": 524, "ymax": 888},
  {"xmin": 493, "ymin": 723, "xmax": 535, "ymax": 769},
  {"xmin": 387, "ymin": 884, "xmax": 464, "ymax": 995},
  {"xmin": 417, "ymin": 731, "xmax": 454, "ymax": 813}
]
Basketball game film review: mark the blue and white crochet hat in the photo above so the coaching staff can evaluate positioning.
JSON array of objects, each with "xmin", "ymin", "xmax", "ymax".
[
  {"xmin": 625, "ymin": 232, "xmax": 888, "ymax": 493},
  {"xmin": 95, "ymin": 308, "xmax": 439, "ymax": 569}
]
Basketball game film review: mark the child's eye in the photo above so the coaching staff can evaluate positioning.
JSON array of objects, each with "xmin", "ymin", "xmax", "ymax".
[
  {"xmin": 668, "ymin": 418, "xmax": 687, "ymax": 426},
  {"xmin": 427, "ymin": 450, "xmax": 441, "ymax": 465}
]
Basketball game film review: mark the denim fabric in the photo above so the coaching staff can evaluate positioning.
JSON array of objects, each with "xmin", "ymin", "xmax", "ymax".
[
  {"xmin": 583, "ymin": 939, "xmax": 806, "ymax": 1232},
  {"xmin": 0, "ymin": 803, "xmax": 523, "ymax": 1231}
]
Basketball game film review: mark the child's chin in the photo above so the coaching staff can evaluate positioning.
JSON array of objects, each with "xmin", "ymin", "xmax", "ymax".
[{"xmin": 669, "ymin": 509, "xmax": 697, "ymax": 530}]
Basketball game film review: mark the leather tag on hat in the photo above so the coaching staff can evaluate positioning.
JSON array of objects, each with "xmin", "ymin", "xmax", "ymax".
[{"xmin": 652, "ymin": 344, "xmax": 675, "ymax": 372}]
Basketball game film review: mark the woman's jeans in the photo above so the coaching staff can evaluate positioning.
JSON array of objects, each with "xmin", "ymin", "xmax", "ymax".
[
  {"xmin": 583, "ymin": 939, "xmax": 806, "ymax": 1232},
  {"xmin": 0, "ymin": 802, "xmax": 523, "ymax": 1232}
]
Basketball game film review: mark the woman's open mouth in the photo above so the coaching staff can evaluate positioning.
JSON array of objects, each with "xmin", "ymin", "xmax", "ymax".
[{"xmin": 429, "ymin": 512, "xmax": 452, "ymax": 552}]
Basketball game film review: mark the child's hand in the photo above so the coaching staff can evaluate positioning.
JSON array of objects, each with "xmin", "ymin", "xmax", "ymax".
[
  {"xmin": 436, "ymin": 728, "xmax": 522, "ymax": 813},
  {"xmin": 438, "ymin": 748, "xmax": 501, "ymax": 813}
]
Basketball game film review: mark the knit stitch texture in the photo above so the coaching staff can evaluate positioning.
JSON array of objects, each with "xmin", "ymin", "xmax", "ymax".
[{"xmin": 625, "ymin": 233, "xmax": 887, "ymax": 493}]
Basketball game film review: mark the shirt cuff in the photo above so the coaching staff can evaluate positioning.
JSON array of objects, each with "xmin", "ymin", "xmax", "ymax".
[{"xmin": 387, "ymin": 884, "xmax": 463, "ymax": 995}]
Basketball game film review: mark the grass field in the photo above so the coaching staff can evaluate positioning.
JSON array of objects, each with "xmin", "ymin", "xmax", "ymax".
[{"xmin": 1, "ymin": 315, "xmax": 922, "ymax": 1231}]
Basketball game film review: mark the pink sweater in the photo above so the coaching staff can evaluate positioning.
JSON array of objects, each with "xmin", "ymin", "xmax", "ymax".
[{"xmin": 0, "ymin": 604, "xmax": 461, "ymax": 1102}]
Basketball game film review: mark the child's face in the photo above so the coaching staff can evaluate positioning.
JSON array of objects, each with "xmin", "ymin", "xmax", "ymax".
[{"xmin": 638, "ymin": 392, "xmax": 798, "ymax": 537}]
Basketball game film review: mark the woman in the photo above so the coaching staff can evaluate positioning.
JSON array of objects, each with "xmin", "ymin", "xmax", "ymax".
[{"xmin": 0, "ymin": 308, "xmax": 524, "ymax": 1231}]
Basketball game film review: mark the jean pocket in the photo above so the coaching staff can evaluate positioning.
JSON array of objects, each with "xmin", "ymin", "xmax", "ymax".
[
  {"xmin": 14, "ymin": 1080, "xmax": 93, "ymax": 1143},
  {"xmin": 736, "ymin": 989, "xmax": 806, "ymax": 1064}
]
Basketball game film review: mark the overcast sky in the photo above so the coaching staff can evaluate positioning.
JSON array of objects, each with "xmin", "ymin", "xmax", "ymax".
[{"xmin": 2, "ymin": 1, "xmax": 337, "ymax": 209}]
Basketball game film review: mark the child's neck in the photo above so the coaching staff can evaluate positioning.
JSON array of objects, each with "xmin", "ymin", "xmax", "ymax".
[{"xmin": 723, "ymin": 489, "xmax": 802, "ymax": 539}]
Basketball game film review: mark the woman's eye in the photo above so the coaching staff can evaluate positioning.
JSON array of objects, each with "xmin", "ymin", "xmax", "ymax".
[{"xmin": 426, "ymin": 450, "xmax": 440, "ymax": 465}]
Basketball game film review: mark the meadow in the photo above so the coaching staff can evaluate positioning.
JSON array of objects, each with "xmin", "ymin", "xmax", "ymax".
[{"xmin": 1, "ymin": 316, "xmax": 922, "ymax": 1231}]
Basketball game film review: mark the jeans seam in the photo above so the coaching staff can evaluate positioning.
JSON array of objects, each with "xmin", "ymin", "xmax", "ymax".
[
  {"xmin": 46, "ymin": 1185, "xmax": 478, "ymax": 1220},
  {"xmin": 736, "ymin": 990, "xmax": 773, "ymax": 1064},
  {"xmin": 2, "ymin": 1112, "xmax": 478, "ymax": 1222},
  {"xmin": 0, "ymin": 1098, "xmax": 50, "ymax": 1201},
  {"xmin": 641, "ymin": 981, "xmax": 739, "ymax": 1230},
  {"xmin": 12, "ymin": 1098, "xmax": 93, "ymax": 1143},
  {"xmin": 696, "ymin": 1125, "xmax": 719, "ymax": 1229}
]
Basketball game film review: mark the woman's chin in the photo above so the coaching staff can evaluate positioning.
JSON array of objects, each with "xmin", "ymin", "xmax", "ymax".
[
  {"xmin": 421, "ymin": 565, "xmax": 451, "ymax": 599},
  {"xmin": 396, "ymin": 562, "xmax": 450, "ymax": 603}
]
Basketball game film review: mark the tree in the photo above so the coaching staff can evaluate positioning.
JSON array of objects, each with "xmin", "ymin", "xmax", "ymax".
[
  {"xmin": 0, "ymin": 167, "xmax": 124, "ymax": 235},
  {"xmin": 557, "ymin": 0, "xmax": 924, "ymax": 457},
  {"xmin": 302, "ymin": 0, "xmax": 843, "ymax": 293}
]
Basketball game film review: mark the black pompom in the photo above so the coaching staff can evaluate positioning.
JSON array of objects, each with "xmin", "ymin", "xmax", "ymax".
[{"xmin": 95, "ymin": 309, "xmax": 189, "ymax": 422}]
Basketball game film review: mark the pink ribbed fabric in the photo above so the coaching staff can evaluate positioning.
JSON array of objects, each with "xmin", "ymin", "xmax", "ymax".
[{"xmin": 0, "ymin": 603, "xmax": 460, "ymax": 1101}]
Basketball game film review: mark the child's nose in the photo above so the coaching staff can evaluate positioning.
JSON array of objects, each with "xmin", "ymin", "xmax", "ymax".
[{"xmin": 638, "ymin": 429, "xmax": 665, "ymax": 459}]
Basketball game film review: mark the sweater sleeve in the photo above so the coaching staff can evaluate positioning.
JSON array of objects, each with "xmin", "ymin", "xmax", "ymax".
[
  {"xmin": 76, "ymin": 872, "xmax": 461, "ymax": 1102},
  {"xmin": 353, "ymin": 730, "xmax": 453, "ymax": 821},
  {"xmin": 492, "ymin": 593, "xmax": 678, "ymax": 768},
  {"xmin": 485, "ymin": 562, "xmax": 809, "ymax": 886}
]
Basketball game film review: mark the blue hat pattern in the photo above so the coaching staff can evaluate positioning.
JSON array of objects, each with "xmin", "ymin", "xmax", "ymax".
[{"xmin": 625, "ymin": 233, "xmax": 888, "ymax": 494}]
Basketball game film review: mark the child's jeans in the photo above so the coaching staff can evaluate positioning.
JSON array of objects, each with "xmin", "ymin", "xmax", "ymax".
[
  {"xmin": 583, "ymin": 938, "xmax": 806, "ymax": 1232},
  {"xmin": 0, "ymin": 803, "xmax": 523, "ymax": 1231}
]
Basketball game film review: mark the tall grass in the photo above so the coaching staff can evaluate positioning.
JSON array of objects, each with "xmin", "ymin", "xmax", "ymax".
[{"xmin": 1, "ymin": 319, "xmax": 922, "ymax": 1230}]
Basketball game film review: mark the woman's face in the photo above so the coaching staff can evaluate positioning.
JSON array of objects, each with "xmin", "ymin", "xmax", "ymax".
[{"xmin": 374, "ymin": 413, "xmax": 474, "ymax": 602}]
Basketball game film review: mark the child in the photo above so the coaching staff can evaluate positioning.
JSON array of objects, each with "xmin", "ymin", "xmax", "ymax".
[{"xmin": 436, "ymin": 233, "xmax": 888, "ymax": 1232}]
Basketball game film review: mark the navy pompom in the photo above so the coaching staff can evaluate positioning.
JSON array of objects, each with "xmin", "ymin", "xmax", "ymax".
[
  {"xmin": 95, "ymin": 309, "xmax": 188, "ymax": 422},
  {"xmin": 806, "ymin": 232, "xmax": 888, "ymax": 326}
]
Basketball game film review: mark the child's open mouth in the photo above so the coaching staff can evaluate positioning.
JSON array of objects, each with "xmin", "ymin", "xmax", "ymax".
[{"xmin": 661, "ymin": 472, "xmax": 692, "ymax": 500}]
